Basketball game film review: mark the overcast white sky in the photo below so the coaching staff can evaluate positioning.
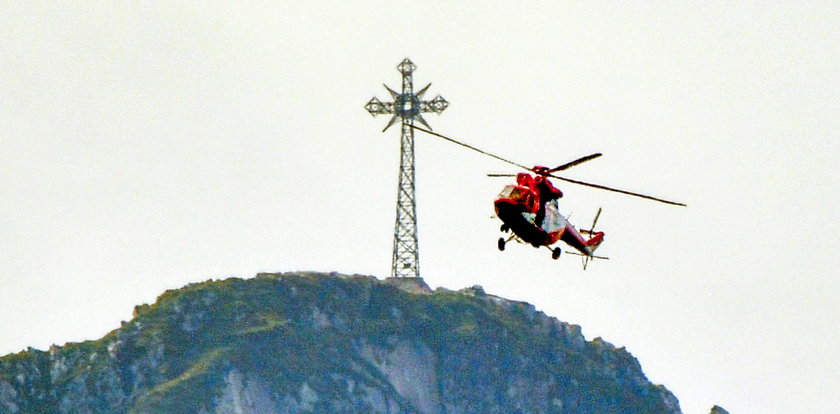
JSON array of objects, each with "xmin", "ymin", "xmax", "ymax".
[{"xmin": 2, "ymin": 2, "xmax": 838, "ymax": 413}]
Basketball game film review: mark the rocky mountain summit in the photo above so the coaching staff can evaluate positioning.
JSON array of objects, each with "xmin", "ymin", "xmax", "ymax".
[{"xmin": 0, "ymin": 272, "xmax": 720, "ymax": 413}]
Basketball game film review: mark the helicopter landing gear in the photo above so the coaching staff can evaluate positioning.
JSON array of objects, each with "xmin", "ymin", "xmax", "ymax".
[
  {"xmin": 498, "ymin": 237, "xmax": 506, "ymax": 251},
  {"xmin": 551, "ymin": 247, "xmax": 562, "ymax": 260},
  {"xmin": 500, "ymin": 224, "xmax": 509, "ymax": 233}
]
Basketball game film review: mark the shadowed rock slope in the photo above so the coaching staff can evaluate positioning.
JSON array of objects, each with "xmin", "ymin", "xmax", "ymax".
[{"xmin": 0, "ymin": 272, "xmax": 683, "ymax": 414}]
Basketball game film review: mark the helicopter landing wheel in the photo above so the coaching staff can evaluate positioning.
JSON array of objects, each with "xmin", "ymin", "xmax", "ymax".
[
  {"xmin": 552, "ymin": 247, "xmax": 562, "ymax": 260},
  {"xmin": 500, "ymin": 224, "xmax": 509, "ymax": 233},
  {"xmin": 498, "ymin": 237, "xmax": 506, "ymax": 251}
]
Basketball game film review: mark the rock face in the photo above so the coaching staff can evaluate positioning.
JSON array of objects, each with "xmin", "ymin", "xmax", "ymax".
[{"xmin": 0, "ymin": 272, "xmax": 682, "ymax": 413}]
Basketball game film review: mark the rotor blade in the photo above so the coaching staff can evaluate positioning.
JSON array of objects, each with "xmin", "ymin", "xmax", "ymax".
[
  {"xmin": 565, "ymin": 250, "xmax": 609, "ymax": 260},
  {"xmin": 410, "ymin": 125, "xmax": 531, "ymax": 171},
  {"xmin": 487, "ymin": 173, "xmax": 517, "ymax": 177},
  {"xmin": 589, "ymin": 207, "xmax": 602, "ymax": 233},
  {"xmin": 547, "ymin": 173, "xmax": 687, "ymax": 206},
  {"xmin": 550, "ymin": 153, "xmax": 603, "ymax": 172}
]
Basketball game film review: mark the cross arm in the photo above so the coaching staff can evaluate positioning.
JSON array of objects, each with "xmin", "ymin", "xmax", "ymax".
[
  {"xmin": 419, "ymin": 95, "xmax": 449, "ymax": 114},
  {"xmin": 365, "ymin": 97, "xmax": 396, "ymax": 116}
]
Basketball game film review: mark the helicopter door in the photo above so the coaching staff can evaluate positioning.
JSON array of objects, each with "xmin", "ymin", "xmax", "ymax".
[{"xmin": 541, "ymin": 199, "xmax": 568, "ymax": 233}]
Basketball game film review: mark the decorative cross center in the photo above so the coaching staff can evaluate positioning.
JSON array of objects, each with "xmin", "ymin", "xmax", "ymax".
[{"xmin": 365, "ymin": 58, "xmax": 449, "ymax": 131}]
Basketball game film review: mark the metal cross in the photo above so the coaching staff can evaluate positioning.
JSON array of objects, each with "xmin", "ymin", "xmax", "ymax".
[
  {"xmin": 365, "ymin": 58, "xmax": 449, "ymax": 132},
  {"xmin": 365, "ymin": 58, "xmax": 448, "ymax": 278}
]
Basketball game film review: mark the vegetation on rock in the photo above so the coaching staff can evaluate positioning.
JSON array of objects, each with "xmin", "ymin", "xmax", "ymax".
[{"xmin": 0, "ymin": 272, "xmax": 682, "ymax": 413}]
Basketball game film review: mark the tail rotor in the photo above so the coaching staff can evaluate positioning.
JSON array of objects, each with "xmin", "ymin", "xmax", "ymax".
[
  {"xmin": 584, "ymin": 208, "xmax": 602, "ymax": 270},
  {"xmin": 588, "ymin": 207, "xmax": 602, "ymax": 235}
]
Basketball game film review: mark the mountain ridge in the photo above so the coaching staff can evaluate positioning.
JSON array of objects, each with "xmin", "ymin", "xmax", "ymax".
[{"xmin": 0, "ymin": 271, "xmax": 688, "ymax": 413}]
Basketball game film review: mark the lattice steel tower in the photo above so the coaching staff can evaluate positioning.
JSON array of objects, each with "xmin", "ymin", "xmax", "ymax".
[{"xmin": 365, "ymin": 58, "xmax": 449, "ymax": 278}]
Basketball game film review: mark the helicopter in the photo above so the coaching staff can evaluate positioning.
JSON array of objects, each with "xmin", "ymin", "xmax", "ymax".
[{"xmin": 409, "ymin": 125, "xmax": 686, "ymax": 267}]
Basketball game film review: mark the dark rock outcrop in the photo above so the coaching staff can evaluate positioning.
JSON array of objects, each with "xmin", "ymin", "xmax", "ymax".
[{"xmin": 0, "ymin": 272, "xmax": 682, "ymax": 413}]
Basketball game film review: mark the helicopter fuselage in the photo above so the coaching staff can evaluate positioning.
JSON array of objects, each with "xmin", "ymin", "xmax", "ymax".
[{"xmin": 494, "ymin": 173, "xmax": 602, "ymax": 257}]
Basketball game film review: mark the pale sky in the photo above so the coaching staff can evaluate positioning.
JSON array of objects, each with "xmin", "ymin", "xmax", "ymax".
[{"xmin": 2, "ymin": 2, "xmax": 839, "ymax": 413}]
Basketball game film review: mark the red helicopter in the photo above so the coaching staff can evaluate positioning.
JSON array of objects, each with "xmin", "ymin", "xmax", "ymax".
[{"xmin": 410, "ymin": 125, "xmax": 686, "ymax": 267}]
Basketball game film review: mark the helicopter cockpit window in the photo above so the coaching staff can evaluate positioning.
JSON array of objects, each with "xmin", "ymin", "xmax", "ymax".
[{"xmin": 499, "ymin": 185, "xmax": 522, "ymax": 200}]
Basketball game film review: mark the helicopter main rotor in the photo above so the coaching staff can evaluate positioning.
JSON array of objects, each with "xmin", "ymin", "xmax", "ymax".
[{"xmin": 410, "ymin": 125, "xmax": 686, "ymax": 207}]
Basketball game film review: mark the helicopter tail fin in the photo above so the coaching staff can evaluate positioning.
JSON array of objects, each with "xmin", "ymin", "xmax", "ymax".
[{"xmin": 584, "ymin": 231, "xmax": 605, "ymax": 254}]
